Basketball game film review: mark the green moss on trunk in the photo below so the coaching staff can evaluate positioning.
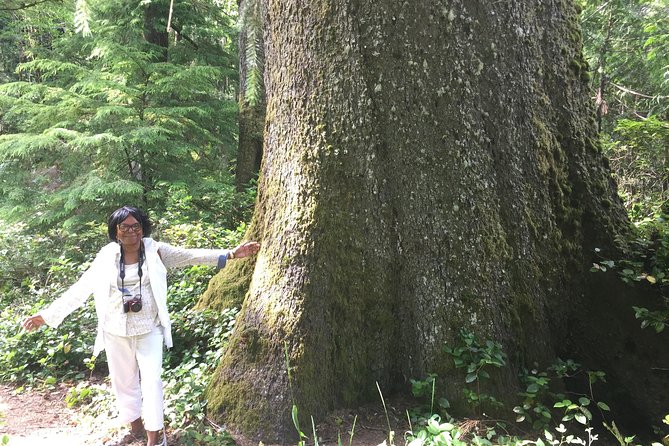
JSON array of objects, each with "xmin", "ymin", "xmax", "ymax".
[
  {"xmin": 203, "ymin": 0, "xmax": 662, "ymax": 441},
  {"xmin": 197, "ymin": 256, "xmax": 255, "ymax": 311}
]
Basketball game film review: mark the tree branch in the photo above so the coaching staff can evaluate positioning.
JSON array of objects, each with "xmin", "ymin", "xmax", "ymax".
[
  {"xmin": 169, "ymin": 22, "xmax": 199, "ymax": 50},
  {"xmin": 0, "ymin": 0, "xmax": 61, "ymax": 11},
  {"xmin": 611, "ymin": 82, "xmax": 669, "ymax": 100}
]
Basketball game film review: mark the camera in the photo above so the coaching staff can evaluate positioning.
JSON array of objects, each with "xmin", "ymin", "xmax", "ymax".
[{"xmin": 123, "ymin": 295, "xmax": 142, "ymax": 313}]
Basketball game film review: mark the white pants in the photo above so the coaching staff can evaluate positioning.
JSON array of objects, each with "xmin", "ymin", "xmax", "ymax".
[{"xmin": 104, "ymin": 327, "xmax": 165, "ymax": 431}]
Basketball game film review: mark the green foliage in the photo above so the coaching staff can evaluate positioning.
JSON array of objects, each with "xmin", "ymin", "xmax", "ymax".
[
  {"xmin": 0, "ymin": 0, "xmax": 240, "ymax": 230},
  {"xmin": 405, "ymin": 415, "xmax": 466, "ymax": 446},
  {"xmin": 405, "ymin": 417, "xmax": 604, "ymax": 446},
  {"xmin": 514, "ymin": 359, "xmax": 611, "ymax": 433},
  {"xmin": 409, "ymin": 374, "xmax": 451, "ymax": 425},
  {"xmin": 65, "ymin": 380, "xmax": 100, "ymax": 408},
  {"xmin": 444, "ymin": 330, "xmax": 507, "ymax": 413},
  {"xmin": 591, "ymin": 209, "xmax": 669, "ymax": 333},
  {"xmin": 514, "ymin": 368, "xmax": 553, "ymax": 430},
  {"xmin": 436, "ymin": 332, "xmax": 621, "ymax": 443},
  {"xmin": 580, "ymin": 0, "xmax": 669, "ymax": 121},
  {"xmin": 580, "ymin": 0, "xmax": 669, "ymax": 224},
  {"xmin": 163, "ymin": 306, "xmax": 238, "ymax": 444},
  {"xmin": 0, "ymin": 221, "xmax": 101, "ymax": 384}
]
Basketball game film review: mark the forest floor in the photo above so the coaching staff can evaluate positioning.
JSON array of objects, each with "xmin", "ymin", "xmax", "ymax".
[
  {"xmin": 0, "ymin": 382, "xmax": 410, "ymax": 446},
  {"xmin": 0, "ymin": 382, "xmax": 143, "ymax": 446}
]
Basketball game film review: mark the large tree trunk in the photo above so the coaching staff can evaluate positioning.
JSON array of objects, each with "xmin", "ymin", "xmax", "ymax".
[{"xmin": 204, "ymin": 0, "xmax": 667, "ymax": 441}]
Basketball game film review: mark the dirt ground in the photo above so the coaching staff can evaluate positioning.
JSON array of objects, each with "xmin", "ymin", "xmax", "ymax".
[
  {"xmin": 0, "ymin": 383, "xmax": 96, "ymax": 445},
  {"xmin": 0, "ymin": 383, "xmax": 410, "ymax": 446},
  {"xmin": 0, "ymin": 383, "xmax": 158, "ymax": 446},
  {"xmin": 228, "ymin": 398, "xmax": 413, "ymax": 446}
]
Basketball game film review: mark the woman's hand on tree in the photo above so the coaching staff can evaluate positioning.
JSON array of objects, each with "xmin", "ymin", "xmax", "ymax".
[
  {"xmin": 231, "ymin": 241, "xmax": 260, "ymax": 259},
  {"xmin": 22, "ymin": 315, "xmax": 45, "ymax": 332}
]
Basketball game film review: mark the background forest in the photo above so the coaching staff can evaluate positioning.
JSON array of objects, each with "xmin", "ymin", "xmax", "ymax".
[{"xmin": 0, "ymin": 0, "xmax": 667, "ymax": 445}]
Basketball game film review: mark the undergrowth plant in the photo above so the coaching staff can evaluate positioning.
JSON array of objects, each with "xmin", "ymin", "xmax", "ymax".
[
  {"xmin": 405, "ymin": 333, "xmax": 645, "ymax": 446},
  {"xmin": 444, "ymin": 330, "xmax": 507, "ymax": 414},
  {"xmin": 590, "ymin": 210, "xmax": 669, "ymax": 333},
  {"xmin": 409, "ymin": 373, "xmax": 451, "ymax": 426},
  {"xmin": 513, "ymin": 359, "xmax": 609, "ymax": 431}
]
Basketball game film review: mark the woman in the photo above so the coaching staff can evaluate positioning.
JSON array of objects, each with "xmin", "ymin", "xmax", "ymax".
[{"xmin": 22, "ymin": 206, "xmax": 260, "ymax": 446}]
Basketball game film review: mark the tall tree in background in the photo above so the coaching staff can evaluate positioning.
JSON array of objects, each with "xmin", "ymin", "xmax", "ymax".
[
  {"xmin": 580, "ymin": 0, "xmax": 669, "ymax": 213},
  {"xmin": 234, "ymin": 0, "xmax": 265, "ymax": 190},
  {"xmin": 0, "ymin": 0, "xmax": 239, "ymax": 228},
  {"xmin": 204, "ymin": 0, "xmax": 668, "ymax": 441}
]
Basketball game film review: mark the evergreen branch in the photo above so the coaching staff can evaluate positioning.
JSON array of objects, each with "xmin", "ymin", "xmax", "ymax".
[
  {"xmin": 0, "ymin": 0, "xmax": 60, "ymax": 11},
  {"xmin": 74, "ymin": 0, "xmax": 91, "ymax": 37}
]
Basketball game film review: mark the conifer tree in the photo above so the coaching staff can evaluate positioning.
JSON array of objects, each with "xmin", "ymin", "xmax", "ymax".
[{"xmin": 0, "ymin": 0, "xmax": 239, "ymax": 228}]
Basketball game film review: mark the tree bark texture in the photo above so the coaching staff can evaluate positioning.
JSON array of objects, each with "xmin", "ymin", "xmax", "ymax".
[
  {"xmin": 235, "ymin": 102, "xmax": 265, "ymax": 189},
  {"xmin": 205, "ymin": 0, "xmax": 667, "ymax": 440},
  {"xmin": 143, "ymin": 0, "xmax": 168, "ymax": 61}
]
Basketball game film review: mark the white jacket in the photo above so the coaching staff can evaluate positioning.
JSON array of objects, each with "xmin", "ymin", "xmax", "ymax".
[{"xmin": 39, "ymin": 237, "xmax": 230, "ymax": 356}]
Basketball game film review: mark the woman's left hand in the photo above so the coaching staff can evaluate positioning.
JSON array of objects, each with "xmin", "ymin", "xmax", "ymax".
[
  {"xmin": 22, "ymin": 315, "xmax": 46, "ymax": 332},
  {"xmin": 231, "ymin": 241, "xmax": 260, "ymax": 259}
]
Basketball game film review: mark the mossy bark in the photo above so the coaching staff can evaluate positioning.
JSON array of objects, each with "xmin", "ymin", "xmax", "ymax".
[
  {"xmin": 204, "ymin": 0, "xmax": 667, "ymax": 441},
  {"xmin": 197, "ymin": 254, "xmax": 256, "ymax": 311},
  {"xmin": 235, "ymin": 102, "xmax": 265, "ymax": 190}
]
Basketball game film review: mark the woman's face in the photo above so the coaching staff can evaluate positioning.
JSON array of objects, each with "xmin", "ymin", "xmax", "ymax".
[{"xmin": 116, "ymin": 215, "xmax": 143, "ymax": 247}]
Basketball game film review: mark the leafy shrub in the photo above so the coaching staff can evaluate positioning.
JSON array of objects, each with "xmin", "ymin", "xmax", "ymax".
[
  {"xmin": 0, "ymin": 222, "xmax": 101, "ymax": 384},
  {"xmin": 591, "ymin": 211, "xmax": 669, "ymax": 333},
  {"xmin": 444, "ymin": 330, "xmax": 507, "ymax": 413},
  {"xmin": 408, "ymin": 334, "xmax": 623, "ymax": 446}
]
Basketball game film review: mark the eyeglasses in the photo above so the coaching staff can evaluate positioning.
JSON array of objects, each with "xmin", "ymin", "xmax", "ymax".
[{"xmin": 118, "ymin": 223, "xmax": 142, "ymax": 233}]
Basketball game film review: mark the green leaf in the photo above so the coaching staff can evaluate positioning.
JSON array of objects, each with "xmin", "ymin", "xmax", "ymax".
[
  {"xmin": 292, "ymin": 405, "xmax": 304, "ymax": 437},
  {"xmin": 597, "ymin": 401, "xmax": 611, "ymax": 411},
  {"xmin": 574, "ymin": 413, "xmax": 587, "ymax": 425},
  {"xmin": 554, "ymin": 400, "xmax": 572, "ymax": 408}
]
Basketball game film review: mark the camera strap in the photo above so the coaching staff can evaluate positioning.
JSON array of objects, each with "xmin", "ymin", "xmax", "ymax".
[{"xmin": 119, "ymin": 242, "xmax": 144, "ymax": 303}]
